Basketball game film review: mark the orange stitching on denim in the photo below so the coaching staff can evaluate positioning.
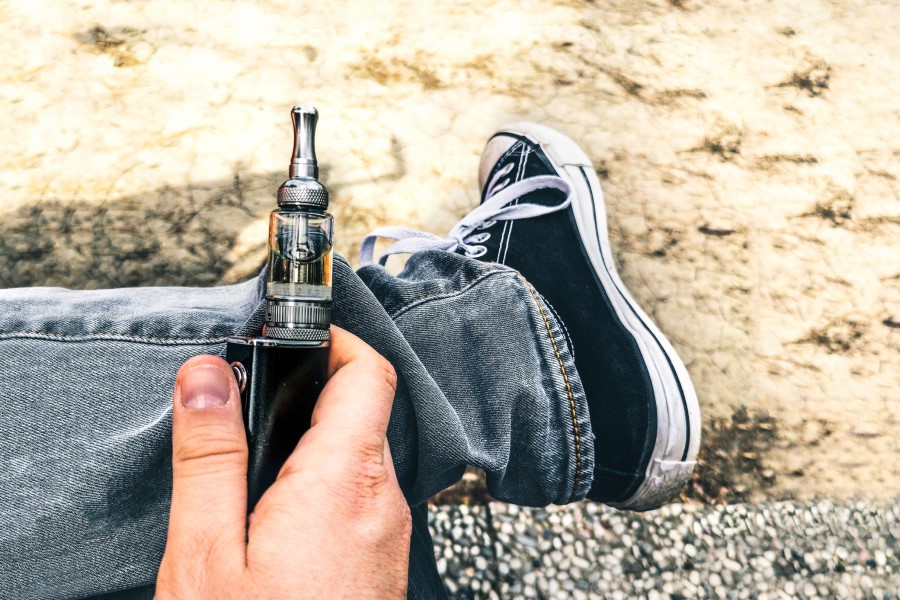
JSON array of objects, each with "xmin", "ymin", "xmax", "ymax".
[{"xmin": 519, "ymin": 274, "xmax": 583, "ymax": 499}]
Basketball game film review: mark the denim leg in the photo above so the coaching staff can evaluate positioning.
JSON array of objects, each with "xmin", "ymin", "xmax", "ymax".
[
  {"xmin": 0, "ymin": 278, "xmax": 264, "ymax": 600},
  {"xmin": 0, "ymin": 252, "xmax": 592, "ymax": 600}
]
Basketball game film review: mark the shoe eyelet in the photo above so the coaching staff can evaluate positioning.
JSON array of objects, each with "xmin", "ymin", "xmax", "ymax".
[
  {"xmin": 492, "ymin": 178, "xmax": 510, "ymax": 193},
  {"xmin": 468, "ymin": 232, "xmax": 491, "ymax": 244},
  {"xmin": 465, "ymin": 245, "xmax": 488, "ymax": 258},
  {"xmin": 484, "ymin": 163, "xmax": 514, "ymax": 198}
]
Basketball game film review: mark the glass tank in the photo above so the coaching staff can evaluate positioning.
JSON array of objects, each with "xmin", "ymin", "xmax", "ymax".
[{"xmin": 266, "ymin": 208, "xmax": 333, "ymax": 302}]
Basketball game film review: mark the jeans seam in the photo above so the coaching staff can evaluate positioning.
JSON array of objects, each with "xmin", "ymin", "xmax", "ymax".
[
  {"xmin": 542, "ymin": 295, "xmax": 575, "ymax": 360},
  {"xmin": 518, "ymin": 274, "xmax": 583, "ymax": 503},
  {"xmin": 386, "ymin": 267, "xmax": 515, "ymax": 321},
  {"xmin": 0, "ymin": 332, "xmax": 227, "ymax": 345}
]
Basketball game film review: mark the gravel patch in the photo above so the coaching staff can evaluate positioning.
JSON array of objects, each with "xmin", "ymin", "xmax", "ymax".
[
  {"xmin": 429, "ymin": 500, "xmax": 899, "ymax": 599},
  {"xmin": 430, "ymin": 503, "xmax": 501, "ymax": 599}
]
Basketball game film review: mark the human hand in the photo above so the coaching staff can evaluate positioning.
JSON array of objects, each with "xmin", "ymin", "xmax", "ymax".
[{"xmin": 156, "ymin": 326, "xmax": 411, "ymax": 599}]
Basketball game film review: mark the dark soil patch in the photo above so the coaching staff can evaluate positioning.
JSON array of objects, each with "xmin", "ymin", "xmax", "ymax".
[
  {"xmin": 691, "ymin": 126, "xmax": 742, "ymax": 161},
  {"xmin": 796, "ymin": 319, "xmax": 867, "ymax": 354},
  {"xmin": 74, "ymin": 25, "xmax": 145, "ymax": 67},
  {"xmin": 802, "ymin": 188, "xmax": 854, "ymax": 226},
  {"xmin": 681, "ymin": 406, "xmax": 778, "ymax": 505},
  {"xmin": 778, "ymin": 60, "xmax": 831, "ymax": 97}
]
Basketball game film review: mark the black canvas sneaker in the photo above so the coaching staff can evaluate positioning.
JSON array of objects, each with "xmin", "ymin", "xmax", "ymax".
[
  {"xmin": 359, "ymin": 123, "xmax": 700, "ymax": 510},
  {"xmin": 471, "ymin": 123, "xmax": 700, "ymax": 510}
]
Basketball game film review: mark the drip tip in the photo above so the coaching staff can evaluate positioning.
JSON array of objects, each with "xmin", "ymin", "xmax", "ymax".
[
  {"xmin": 278, "ymin": 105, "xmax": 329, "ymax": 209},
  {"xmin": 290, "ymin": 105, "xmax": 318, "ymax": 180}
]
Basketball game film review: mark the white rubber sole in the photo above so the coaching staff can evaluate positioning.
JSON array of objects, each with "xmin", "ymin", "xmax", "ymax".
[{"xmin": 485, "ymin": 123, "xmax": 701, "ymax": 510}]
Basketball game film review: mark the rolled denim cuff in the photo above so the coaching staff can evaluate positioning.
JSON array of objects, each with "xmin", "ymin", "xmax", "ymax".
[{"xmin": 516, "ymin": 274, "xmax": 595, "ymax": 502}]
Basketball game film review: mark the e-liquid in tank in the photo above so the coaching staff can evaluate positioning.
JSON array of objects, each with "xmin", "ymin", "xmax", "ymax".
[{"xmin": 225, "ymin": 106, "xmax": 333, "ymax": 511}]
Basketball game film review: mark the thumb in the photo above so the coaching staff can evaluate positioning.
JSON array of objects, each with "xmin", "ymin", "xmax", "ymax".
[{"xmin": 165, "ymin": 355, "xmax": 248, "ymax": 569}]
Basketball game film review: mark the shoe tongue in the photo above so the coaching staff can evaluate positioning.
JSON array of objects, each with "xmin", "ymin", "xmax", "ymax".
[{"xmin": 481, "ymin": 140, "xmax": 561, "ymax": 205}]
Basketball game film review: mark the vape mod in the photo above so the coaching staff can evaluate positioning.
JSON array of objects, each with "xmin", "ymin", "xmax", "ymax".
[{"xmin": 225, "ymin": 106, "xmax": 333, "ymax": 511}]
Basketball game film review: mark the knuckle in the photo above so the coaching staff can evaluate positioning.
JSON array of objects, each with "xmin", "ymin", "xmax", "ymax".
[
  {"xmin": 173, "ymin": 430, "xmax": 247, "ymax": 475},
  {"xmin": 347, "ymin": 443, "xmax": 390, "ymax": 500},
  {"xmin": 399, "ymin": 501, "xmax": 413, "ymax": 540},
  {"xmin": 352, "ymin": 495, "xmax": 412, "ymax": 550},
  {"xmin": 316, "ymin": 441, "xmax": 391, "ymax": 510},
  {"xmin": 378, "ymin": 358, "xmax": 398, "ymax": 394},
  {"xmin": 357, "ymin": 351, "xmax": 397, "ymax": 395}
]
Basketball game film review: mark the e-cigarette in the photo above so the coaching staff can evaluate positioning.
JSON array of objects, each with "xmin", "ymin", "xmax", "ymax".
[{"xmin": 225, "ymin": 106, "xmax": 333, "ymax": 511}]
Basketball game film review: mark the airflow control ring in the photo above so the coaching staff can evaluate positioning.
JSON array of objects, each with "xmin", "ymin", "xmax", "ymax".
[
  {"xmin": 264, "ymin": 326, "xmax": 330, "ymax": 342},
  {"xmin": 266, "ymin": 301, "xmax": 331, "ymax": 330}
]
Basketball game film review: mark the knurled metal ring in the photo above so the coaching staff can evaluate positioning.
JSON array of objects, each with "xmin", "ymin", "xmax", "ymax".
[
  {"xmin": 277, "ymin": 186, "xmax": 329, "ymax": 208},
  {"xmin": 264, "ymin": 326, "xmax": 330, "ymax": 342},
  {"xmin": 266, "ymin": 302, "xmax": 331, "ymax": 329}
]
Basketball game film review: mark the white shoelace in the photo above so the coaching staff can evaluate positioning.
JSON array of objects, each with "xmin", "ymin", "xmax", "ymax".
[{"xmin": 359, "ymin": 167, "xmax": 572, "ymax": 267}]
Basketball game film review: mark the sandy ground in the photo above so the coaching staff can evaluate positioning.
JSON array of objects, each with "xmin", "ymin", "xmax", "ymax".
[{"xmin": 0, "ymin": 0, "xmax": 897, "ymax": 500}]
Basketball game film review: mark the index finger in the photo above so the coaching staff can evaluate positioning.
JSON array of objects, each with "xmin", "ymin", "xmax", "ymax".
[{"xmin": 311, "ymin": 325, "xmax": 397, "ymax": 445}]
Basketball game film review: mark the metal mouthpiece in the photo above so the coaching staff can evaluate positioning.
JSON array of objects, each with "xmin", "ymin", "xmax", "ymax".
[
  {"xmin": 278, "ymin": 105, "xmax": 329, "ymax": 209},
  {"xmin": 290, "ymin": 105, "xmax": 318, "ymax": 179}
]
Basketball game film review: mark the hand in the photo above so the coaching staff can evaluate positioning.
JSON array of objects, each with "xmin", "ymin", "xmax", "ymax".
[{"xmin": 156, "ymin": 326, "xmax": 411, "ymax": 599}]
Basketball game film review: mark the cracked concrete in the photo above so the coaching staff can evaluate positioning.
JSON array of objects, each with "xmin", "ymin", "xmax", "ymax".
[{"xmin": 0, "ymin": 0, "xmax": 897, "ymax": 499}]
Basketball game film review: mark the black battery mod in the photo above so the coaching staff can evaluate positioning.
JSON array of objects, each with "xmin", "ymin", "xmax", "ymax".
[{"xmin": 225, "ymin": 106, "xmax": 333, "ymax": 511}]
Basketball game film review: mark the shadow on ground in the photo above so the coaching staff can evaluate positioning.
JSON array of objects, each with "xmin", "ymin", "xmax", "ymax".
[{"xmin": 0, "ymin": 173, "xmax": 282, "ymax": 289}]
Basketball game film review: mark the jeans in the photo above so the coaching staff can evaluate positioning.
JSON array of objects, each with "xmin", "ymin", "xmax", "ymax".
[{"xmin": 0, "ymin": 250, "xmax": 594, "ymax": 600}]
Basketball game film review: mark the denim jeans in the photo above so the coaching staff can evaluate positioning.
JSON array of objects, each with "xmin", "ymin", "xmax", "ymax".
[{"xmin": 0, "ymin": 250, "xmax": 594, "ymax": 600}]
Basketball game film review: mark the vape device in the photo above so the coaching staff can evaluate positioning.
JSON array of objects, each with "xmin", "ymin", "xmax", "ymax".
[{"xmin": 225, "ymin": 106, "xmax": 333, "ymax": 511}]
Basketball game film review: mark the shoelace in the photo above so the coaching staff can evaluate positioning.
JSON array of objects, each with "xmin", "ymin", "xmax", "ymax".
[{"xmin": 359, "ymin": 165, "xmax": 572, "ymax": 267}]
